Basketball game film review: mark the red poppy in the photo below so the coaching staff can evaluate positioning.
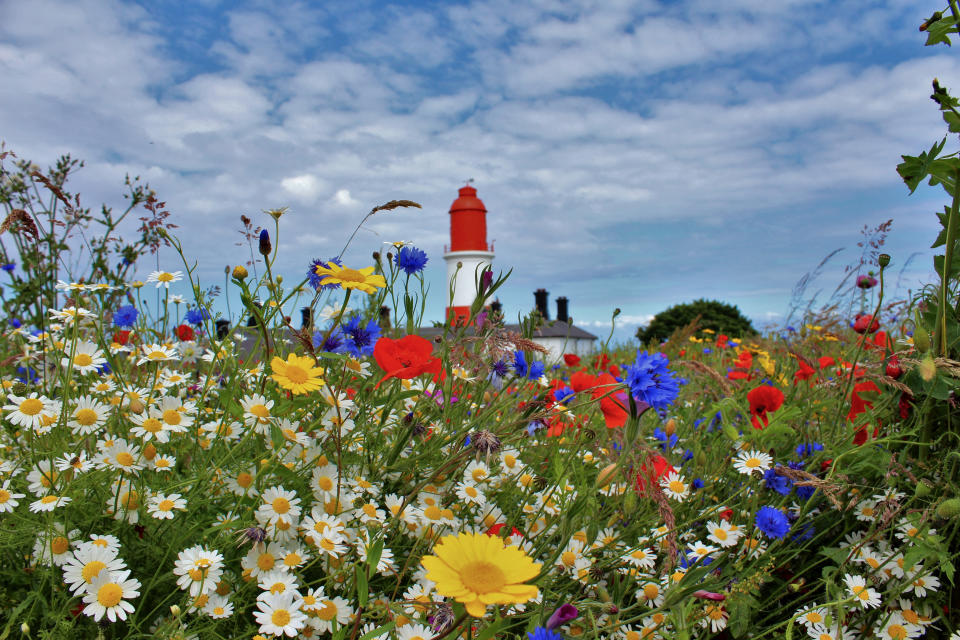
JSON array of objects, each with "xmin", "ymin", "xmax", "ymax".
[
  {"xmin": 563, "ymin": 353, "xmax": 581, "ymax": 367},
  {"xmin": 867, "ymin": 331, "xmax": 893, "ymax": 351},
  {"xmin": 570, "ymin": 370, "xmax": 627, "ymax": 429},
  {"xmin": 853, "ymin": 314, "xmax": 880, "ymax": 334},
  {"xmin": 373, "ymin": 335, "xmax": 442, "ymax": 388},
  {"xmin": 592, "ymin": 353, "xmax": 611, "ymax": 371},
  {"xmin": 716, "ymin": 334, "xmax": 729, "ymax": 349},
  {"xmin": 747, "ymin": 385, "xmax": 784, "ymax": 429},
  {"xmin": 728, "ymin": 351, "xmax": 753, "ymax": 380},
  {"xmin": 793, "ymin": 359, "xmax": 815, "ymax": 386},
  {"xmin": 853, "ymin": 421, "xmax": 880, "ymax": 446},
  {"xmin": 113, "ymin": 330, "xmax": 133, "ymax": 345},
  {"xmin": 486, "ymin": 523, "xmax": 523, "ymax": 538},
  {"xmin": 818, "ymin": 356, "xmax": 835, "ymax": 370},
  {"xmin": 718, "ymin": 508, "xmax": 734, "ymax": 521},
  {"xmin": 635, "ymin": 454, "xmax": 675, "ymax": 496},
  {"xmin": 847, "ymin": 381, "xmax": 880, "ymax": 422},
  {"xmin": 898, "ymin": 392, "xmax": 912, "ymax": 420},
  {"xmin": 175, "ymin": 324, "xmax": 195, "ymax": 341}
]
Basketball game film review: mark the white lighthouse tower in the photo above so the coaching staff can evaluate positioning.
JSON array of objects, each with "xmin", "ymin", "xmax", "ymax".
[{"xmin": 443, "ymin": 184, "xmax": 494, "ymax": 324}]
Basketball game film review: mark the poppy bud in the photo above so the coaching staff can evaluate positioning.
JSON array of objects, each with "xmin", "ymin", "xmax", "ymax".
[
  {"xmin": 936, "ymin": 497, "xmax": 960, "ymax": 519},
  {"xmin": 622, "ymin": 490, "xmax": 637, "ymax": 515},
  {"xmin": 878, "ymin": 253, "xmax": 890, "ymax": 268},
  {"xmin": 596, "ymin": 463, "xmax": 618, "ymax": 488},
  {"xmin": 664, "ymin": 418, "xmax": 676, "ymax": 437},
  {"xmin": 232, "ymin": 265, "xmax": 248, "ymax": 280},
  {"xmin": 913, "ymin": 327, "xmax": 930, "ymax": 353},
  {"xmin": 128, "ymin": 399, "xmax": 145, "ymax": 415},
  {"xmin": 919, "ymin": 354, "xmax": 936, "ymax": 381},
  {"xmin": 258, "ymin": 230, "xmax": 271, "ymax": 257},
  {"xmin": 915, "ymin": 481, "xmax": 932, "ymax": 498}
]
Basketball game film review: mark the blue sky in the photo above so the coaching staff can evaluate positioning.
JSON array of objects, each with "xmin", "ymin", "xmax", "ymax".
[{"xmin": 1, "ymin": 0, "xmax": 956, "ymax": 341}]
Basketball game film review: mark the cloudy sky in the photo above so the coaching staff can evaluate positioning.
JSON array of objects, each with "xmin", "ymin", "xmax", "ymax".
[{"xmin": 1, "ymin": 0, "xmax": 956, "ymax": 340}]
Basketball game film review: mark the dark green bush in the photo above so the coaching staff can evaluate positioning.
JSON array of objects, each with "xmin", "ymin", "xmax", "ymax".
[{"xmin": 636, "ymin": 298, "xmax": 756, "ymax": 345}]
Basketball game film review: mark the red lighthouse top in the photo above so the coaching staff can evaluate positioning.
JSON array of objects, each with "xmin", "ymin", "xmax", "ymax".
[{"xmin": 449, "ymin": 185, "xmax": 489, "ymax": 252}]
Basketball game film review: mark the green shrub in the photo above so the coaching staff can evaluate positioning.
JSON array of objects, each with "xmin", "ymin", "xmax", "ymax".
[{"xmin": 636, "ymin": 297, "xmax": 756, "ymax": 345}]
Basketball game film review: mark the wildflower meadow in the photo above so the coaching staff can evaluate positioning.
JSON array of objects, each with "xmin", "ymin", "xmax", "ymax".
[{"xmin": 2, "ymin": 9, "xmax": 960, "ymax": 640}]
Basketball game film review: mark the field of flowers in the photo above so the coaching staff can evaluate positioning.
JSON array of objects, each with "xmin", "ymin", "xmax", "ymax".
[{"xmin": 3, "ymin": 9, "xmax": 960, "ymax": 640}]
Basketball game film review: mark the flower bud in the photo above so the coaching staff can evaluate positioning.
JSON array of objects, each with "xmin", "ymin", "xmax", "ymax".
[
  {"xmin": 128, "ymin": 398, "xmax": 145, "ymax": 415},
  {"xmin": 664, "ymin": 418, "xmax": 676, "ymax": 437},
  {"xmin": 258, "ymin": 229, "xmax": 271, "ymax": 257},
  {"xmin": 913, "ymin": 327, "xmax": 930, "ymax": 353},
  {"xmin": 232, "ymin": 265, "xmax": 248, "ymax": 280},
  {"xmin": 936, "ymin": 497, "xmax": 960, "ymax": 519},
  {"xmin": 170, "ymin": 604, "xmax": 181, "ymax": 617},
  {"xmin": 20, "ymin": 623, "xmax": 29, "ymax": 635},
  {"xmin": 878, "ymin": 253, "xmax": 890, "ymax": 268},
  {"xmin": 11, "ymin": 381, "xmax": 27, "ymax": 395},
  {"xmin": 915, "ymin": 481, "xmax": 932, "ymax": 498},
  {"xmin": 919, "ymin": 354, "xmax": 937, "ymax": 382},
  {"xmin": 596, "ymin": 463, "xmax": 618, "ymax": 488},
  {"xmin": 276, "ymin": 275, "xmax": 283, "ymax": 284}
]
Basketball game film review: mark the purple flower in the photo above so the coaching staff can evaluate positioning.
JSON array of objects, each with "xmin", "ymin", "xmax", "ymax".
[{"xmin": 546, "ymin": 604, "xmax": 579, "ymax": 630}]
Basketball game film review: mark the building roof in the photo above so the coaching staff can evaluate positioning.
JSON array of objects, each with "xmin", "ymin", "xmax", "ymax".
[{"xmin": 417, "ymin": 320, "xmax": 597, "ymax": 341}]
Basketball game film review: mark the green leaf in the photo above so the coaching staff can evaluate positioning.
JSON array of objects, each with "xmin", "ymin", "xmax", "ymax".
[
  {"xmin": 926, "ymin": 15, "xmax": 959, "ymax": 46},
  {"xmin": 355, "ymin": 564, "xmax": 369, "ymax": 607},
  {"xmin": 931, "ymin": 207, "xmax": 950, "ymax": 248},
  {"xmin": 897, "ymin": 137, "xmax": 950, "ymax": 193},
  {"xmin": 819, "ymin": 546, "xmax": 847, "ymax": 564},
  {"xmin": 727, "ymin": 594, "xmax": 757, "ymax": 638},
  {"xmin": 475, "ymin": 616, "xmax": 512, "ymax": 640}
]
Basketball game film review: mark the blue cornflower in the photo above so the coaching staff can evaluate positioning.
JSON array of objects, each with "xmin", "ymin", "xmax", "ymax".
[
  {"xmin": 488, "ymin": 359, "xmax": 509, "ymax": 390},
  {"xmin": 113, "ymin": 304, "xmax": 138, "ymax": 328},
  {"xmin": 652, "ymin": 427, "xmax": 678, "ymax": 451},
  {"xmin": 395, "ymin": 246, "xmax": 428, "ymax": 275},
  {"xmin": 624, "ymin": 351, "xmax": 681, "ymax": 412},
  {"xmin": 528, "ymin": 627, "xmax": 564, "ymax": 640},
  {"xmin": 313, "ymin": 326, "xmax": 348, "ymax": 353},
  {"xmin": 16, "ymin": 365, "xmax": 39, "ymax": 384},
  {"xmin": 513, "ymin": 351, "xmax": 528, "ymax": 378},
  {"xmin": 795, "ymin": 442, "xmax": 824, "ymax": 459},
  {"xmin": 342, "ymin": 316, "xmax": 381, "ymax": 357},
  {"xmin": 796, "ymin": 484, "xmax": 816, "ymax": 501},
  {"xmin": 553, "ymin": 386, "xmax": 575, "ymax": 404},
  {"xmin": 184, "ymin": 307, "xmax": 210, "ymax": 326},
  {"xmin": 755, "ymin": 506, "xmax": 790, "ymax": 539},
  {"xmin": 792, "ymin": 523, "xmax": 815, "ymax": 542},
  {"xmin": 1, "ymin": 262, "xmax": 14, "ymax": 273},
  {"xmin": 528, "ymin": 360, "xmax": 545, "ymax": 380},
  {"xmin": 8, "ymin": 318, "xmax": 22, "ymax": 329},
  {"xmin": 692, "ymin": 477, "xmax": 705, "ymax": 489},
  {"xmin": 763, "ymin": 467, "xmax": 793, "ymax": 496},
  {"xmin": 307, "ymin": 257, "xmax": 343, "ymax": 291},
  {"xmin": 703, "ymin": 347, "xmax": 712, "ymax": 354}
]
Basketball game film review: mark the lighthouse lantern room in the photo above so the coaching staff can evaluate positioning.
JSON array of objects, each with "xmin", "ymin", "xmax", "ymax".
[{"xmin": 444, "ymin": 185, "xmax": 495, "ymax": 323}]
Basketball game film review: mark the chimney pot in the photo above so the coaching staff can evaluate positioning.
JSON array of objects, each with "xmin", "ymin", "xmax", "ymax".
[
  {"xmin": 534, "ymin": 289, "xmax": 549, "ymax": 320},
  {"xmin": 556, "ymin": 296, "xmax": 569, "ymax": 323}
]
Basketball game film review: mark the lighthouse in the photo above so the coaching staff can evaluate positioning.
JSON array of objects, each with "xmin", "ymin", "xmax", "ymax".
[{"xmin": 444, "ymin": 185, "xmax": 495, "ymax": 324}]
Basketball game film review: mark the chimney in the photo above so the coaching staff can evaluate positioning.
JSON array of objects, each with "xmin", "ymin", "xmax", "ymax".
[
  {"xmin": 556, "ymin": 296, "xmax": 569, "ymax": 323},
  {"xmin": 490, "ymin": 299, "xmax": 502, "ymax": 314},
  {"xmin": 247, "ymin": 301, "xmax": 262, "ymax": 327},
  {"xmin": 300, "ymin": 307, "xmax": 313, "ymax": 330},
  {"xmin": 215, "ymin": 319, "xmax": 230, "ymax": 339},
  {"xmin": 534, "ymin": 289, "xmax": 549, "ymax": 320},
  {"xmin": 379, "ymin": 305, "xmax": 391, "ymax": 330}
]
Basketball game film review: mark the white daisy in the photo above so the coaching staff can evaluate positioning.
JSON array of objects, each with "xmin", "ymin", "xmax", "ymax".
[
  {"xmin": 706, "ymin": 520, "xmax": 741, "ymax": 548},
  {"xmin": 147, "ymin": 492, "xmax": 187, "ymax": 520},
  {"xmin": 257, "ymin": 568, "xmax": 300, "ymax": 599},
  {"xmin": 3, "ymin": 393, "xmax": 54, "ymax": 430},
  {"xmin": 843, "ymin": 574, "xmax": 881, "ymax": 609},
  {"xmin": 67, "ymin": 395, "xmax": 111, "ymax": 436},
  {"xmin": 29, "ymin": 494, "xmax": 71, "ymax": 512},
  {"xmin": 0, "ymin": 480, "xmax": 26, "ymax": 513},
  {"xmin": 62, "ymin": 340, "xmax": 107, "ymax": 374},
  {"xmin": 174, "ymin": 545, "xmax": 225, "ymax": 597},
  {"xmin": 147, "ymin": 270, "xmax": 183, "ymax": 288},
  {"xmin": 61, "ymin": 543, "xmax": 125, "ymax": 594},
  {"xmin": 204, "ymin": 593, "xmax": 234, "ymax": 619},
  {"xmin": 136, "ymin": 343, "xmax": 179, "ymax": 366},
  {"xmin": 254, "ymin": 591, "xmax": 307, "ymax": 637},
  {"xmin": 81, "ymin": 569, "xmax": 141, "ymax": 622},
  {"xmin": 732, "ymin": 449, "xmax": 773, "ymax": 475},
  {"xmin": 660, "ymin": 471, "xmax": 689, "ymax": 501},
  {"xmin": 258, "ymin": 486, "xmax": 302, "ymax": 527}
]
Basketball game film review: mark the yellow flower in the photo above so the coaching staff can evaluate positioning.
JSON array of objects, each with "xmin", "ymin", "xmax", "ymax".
[
  {"xmin": 421, "ymin": 532, "xmax": 541, "ymax": 617},
  {"xmin": 311, "ymin": 263, "xmax": 386, "ymax": 294},
  {"xmin": 270, "ymin": 354, "xmax": 325, "ymax": 395}
]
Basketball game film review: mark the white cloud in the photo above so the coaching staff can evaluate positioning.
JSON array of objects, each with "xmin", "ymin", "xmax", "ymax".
[
  {"xmin": 281, "ymin": 174, "xmax": 325, "ymax": 202},
  {"xmin": 332, "ymin": 189, "xmax": 360, "ymax": 207}
]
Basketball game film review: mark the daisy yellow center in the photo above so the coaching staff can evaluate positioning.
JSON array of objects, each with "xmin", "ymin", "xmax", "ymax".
[
  {"xmin": 283, "ymin": 364, "xmax": 309, "ymax": 385},
  {"xmin": 75, "ymin": 408, "xmax": 98, "ymax": 426},
  {"xmin": 163, "ymin": 410, "xmax": 182, "ymax": 426},
  {"xmin": 887, "ymin": 625, "xmax": 908, "ymax": 640},
  {"xmin": 461, "ymin": 561, "xmax": 506, "ymax": 594},
  {"xmin": 213, "ymin": 606, "xmax": 225, "ymax": 615},
  {"xmin": 805, "ymin": 612, "xmax": 823, "ymax": 624},
  {"xmin": 713, "ymin": 528, "xmax": 728, "ymax": 541},
  {"xmin": 0, "ymin": 489, "xmax": 9, "ymax": 503},
  {"xmin": 257, "ymin": 554, "xmax": 275, "ymax": 571},
  {"xmin": 861, "ymin": 507, "xmax": 874, "ymax": 516},
  {"xmin": 270, "ymin": 582, "xmax": 286, "ymax": 594},
  {"xmin": 465, "ymin": 487, "xmax": 478, "ymax": 497},
  {"xmin": 905, "ymin": 527, "xmax": 918, "ymax": 537},
  {"xmin": 237, "ymin": 472, "xmax": 254, "ymax": 488},
  {"xmin": 643, "ymin": 584, "xmax": 660, "ymax": 600},
  {"xmin": 82, "ymin": 561, "xmax": 107, "ymax": 583},
  {"xmin": 668, "ymin": 479, "xmax": 685, "ymax": 493},
  {"xmin": 866, "ymin": 557, "xmax": 880, "ymax": 568},
  {"xmin": 317, "ymin": 477, "xmax": 333, "ymax": 492},
  {"xmin": 188, "ymin": 567, "xmax": 205, "ymax": 581},
  {"xmin": 631, "ymin": 550, "xmax": 647, "ymax": 559},
  {"xmin": 317, "ymin": 601, "xmax": 338, "ymax": 621},
  {"xmin": 50, "ymin": 536, "xmax": 70, "ymax": 554},
  {"xmin": 121, "ymin": 491, "xmax": 139, "ymax": 509},
  {"xmin": 158, "ymin": 499, "xmax": 175, "ymax": 511},
  {"xmin": 852, "ymin": 585, "xmax": 868, "ymax": 599},
  {"xmin": 902, "ymin": 610, "xmax": 919, "ymax": 625},
  {"xmin": 303, "ymin": 594, "xmax": 317, "ymax": 606},
  {"xmin": 250, "ymin": 404, "xmax": 270, "ymax": 419},
  {"xmin": 74, "ymin": 353, "xmax": 94, "ymax": 367},
  {"xmin": 561, "ymin": 551, "xmax": 577, "ymax": 567},
  {"xmin": 148, "ymin": 351, "xmax": 168, "ymax": 360},
  {"xmin": 320, "ymin": 538, "xmax": 336, "ymax": 551},
  {"xmin": 423, "ymin": 505, "xmax": 442, "ymax": 521},
  {"xmin": 625, "ymin": 632, "xmax": 641, "ymax": 640},
  {"xmin": 284, "ymin": 553, "xmax": 302, "ymax": 567},
  {"xmin": 157, "ymin": 272, "xmax": 175, "ymax": 282},
  {"xmin": 40, "ymin": 471, "xmax": 58, "ymax": 487},
  {"xmin": 97, "ymin": 582, "xmax": 123, "ymax": 607},
  {"xmin": 272, "ymin": 497, "xmax": 291, "ymax": 514},
  {"xmin": 362, "ymin": 504, "xmax": 378, "ymax": 518},
  {"xmin": 116, "ymin": 452, "xmax": 134, "ymax": 467},
  {"xmin": 19, "ymin": 398, "xmax": 44, "ymax": 416},
  {"xmin": 41, "ymin": 495, "xmax": 58, "ymax": 504},
  {"xmin": 745, "ymin": 458, "xmax": 761, "ymax": 468},
  {"xmin": 92, "ymin": 539, "xmax": 109, "ymax": 548}
]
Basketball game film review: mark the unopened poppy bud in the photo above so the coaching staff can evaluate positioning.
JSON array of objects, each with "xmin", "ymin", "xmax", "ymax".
[
  {"xmin": 936, "ymin": 497, "xmax": 960, "ymax": 519},
  {"xmin": 919, "ymin": 354, "xmax": 936, "ymax": 381},
  {"xmin": 915, "ymin": 481, "xmax": 932, "ymax": 498},
  {"xmin": 372, "ymin": 251, "xmax": 380, "ymax": 262},
  {"xmin": 878, "ymin": 253, "xmax": 890, "ymax": 268},
  {"xmin": 128, "ymin": 398, "xmax": 145, "ymax": 415},
  {"xmin": 232, "ymin": 265, "xmax": 248, "ymax": 280},
  {"xmin": 596, "ymin": 463, "xmax": 618, "ymax": 488},
  {"xmin": 913, "ymin": 327, "xmax": 930, "ymax": 353},
  {"xmin": 258, "ymin": 229, "xmax": 271, "ymax": 257},
  {"xmin": 276, "ymin": 275, "xmax": 283, "ymax": 284},
  {"xmin": 664, "ymin": 418, "xmax": 676, "ymax": 437},
  {"xmin": 622, "ymin": 490, "xmax": 637, "ymax": 515}
]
